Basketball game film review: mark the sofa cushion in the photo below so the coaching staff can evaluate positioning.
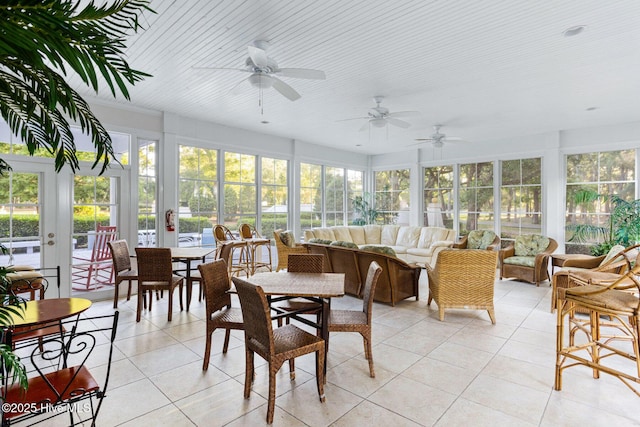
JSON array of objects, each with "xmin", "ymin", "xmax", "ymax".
[
  {"xmin": 314, "ymin": 228, "xmax": 336, "ymax": 241},
  {"xmin": 418, "ymin": 227, "xmax": 452, "ymax": 248},
  {"xmin": 363, "ymin": 225, "xmax": 382, "ymax": 244},
  {"xmin": 396, "ymin": 226, "xmax": 421, "ymax": 248},
  {"xmin": 348, "ymin": 226, "xmax": 367, "ymax": 245},
  {"xmin": 406, "ymin": 247, "xmax": 435, "ymax": 257},
  {"xmin": 381, "ymin": 225, "xmax": 400, "ymax": 246},
  {"xmin": 514, "ymin": 234, "xmax": 549, "ymax": 256},
  {"xmin": 503, "ymin": 255, "xmax": 536, "ymax": 267},
  {"xmin": 468, "ymin": 230, "xmax": 497, "ymax": 249},
  {"xmin": 332, "ymin": 226, "xmax": 353, "ymax": 242},
  {"xmin": 360, "ymin": 245, "xmax": 397, "ymax": 257},
  {"xmin": 280, "ymin": 230, "xmax": 295, "ymax": 247},
  {"xmin": 308, "ymin": 238, "xmax": 333, "ymax": 245},
  {"xmin": 331, "ymin": 240, "xmax": 358, "ymax": 249}
]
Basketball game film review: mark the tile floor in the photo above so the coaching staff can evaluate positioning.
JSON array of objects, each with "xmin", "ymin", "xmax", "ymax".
[{"xmin": 76, "ymin": 273, "xmax": 639, "ymax": 426}]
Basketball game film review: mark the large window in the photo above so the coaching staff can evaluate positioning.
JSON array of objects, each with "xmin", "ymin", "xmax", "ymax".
[
  {"xmin": 374, "ymin": 169, "xmax": 410, "ymax": 225},
  {"xmin": 458, "ymin": 161, "xmax": 493, "ymax": 234},
  {"xmin": 224, "ymin": 152, "xmax": 256, "ymax": 230},
  {"xmin": 346, "ymin": 169, "xmax": 364, "ymax": 224},
  {"xmin": 423, "ymin": 165, "xmax": 454, "ymax": 228},
  {"xmin": 500, "ymin": 158, "xmax": 542, "ymax": 240},
  {"xmin": 300, "ymin": 163, "xmax": 322, "ymax": 230},
  {"xmin": 137, "ymin": 140, "xmax": 157, "ymax": 247},
  {"xmin": 325, "ymin": 167, "xmax": 345, "ymax": 226},
  {"xmin": 261, "ymin": 157, "xmax": 288, "ymax": 238},
  {"xmin": 565, "ymin": 149, "xmax": 635, "ymax": 247},
  {"xmin": 178, "ymin": 146, "xmax": 218, "ymax": 246}
]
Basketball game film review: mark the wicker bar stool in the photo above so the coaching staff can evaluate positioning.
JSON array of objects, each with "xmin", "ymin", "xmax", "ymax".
[
  {"xmin": 239, "ymin": 223, "xmax": 272, "ymax": 274},
  {"xmin": 555, "ymin": 266, "xmax": 640, "ymax": 397},
  {"xmin": 213, "ymin": 224, "xmax": 250, "ymax": 277}
]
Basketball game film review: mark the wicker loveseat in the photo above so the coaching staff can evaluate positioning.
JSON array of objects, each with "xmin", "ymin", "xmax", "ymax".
[
  {"xmin": 499, "ymin": 234, "xmax": 558, "ymax": 286},
  {"xmin": 303, "ymin": 242, "xmax": 421, "ymax": 305},
  {"xmin": 304, "ymin": 225, "xmax": 456, "ymax": 266}
]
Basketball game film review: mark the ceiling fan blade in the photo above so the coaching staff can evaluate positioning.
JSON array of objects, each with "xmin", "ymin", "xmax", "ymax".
[
  {"xmin": 229, "ymin": 76, "xmax": 251, "ymax": 95},
  {"xmin": 336, "ymin": 116, "xmax": 369, "ymax": 122},
  {"xmin": 247, "ymin": 45, "xmax": 269, "ymax": 68},
  {"xmin": 277, "ymin": 68, "xmax": 326, "ymax": 80},
  {"xmin": 359, "ymin": 121, "xmax": 370, "ymax": 132},
  {"xmin": 388, "ymin": 110, "xmax": 420, "ymax": 118},
  {"xmin": 192, "ymin": 66, "xmax": 250, "ymax": 73},
  {"xmin": 271, "ymin": 76, "xmax": 301, "ymax": 101},
  {"xmin": 386, "ymin": 117, "xmax": 411, "ymax": 129}
]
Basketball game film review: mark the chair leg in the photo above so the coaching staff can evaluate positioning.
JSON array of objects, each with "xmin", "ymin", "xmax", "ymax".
[
  {"xmin": 488, "ymin": 308, "xmax": 496, "ymax": 325},
  {"xmin": 289, "ymin": 358, "xmax": 295, "ymax": 380},
  {"xmin": 362, "ymin": 332, "xmax": 375, "ymax": 378},
  {"xmin": 127, "ymin": 279, "xmax": 133, "ymax": 301},
  {"xmin": 203, "ymin": 325, "xmax": 213, "ymax": 371},
  {"xmin": 244, "ymin": 348, "xmax": 254, "ymax": 398},
  {"xmin": 113, "ymin": 279, "xmax": 120, "ymax": 309},
  {"xmin": 168, "ymin": 290, "xmax": 173, "ymax": 321},
  {"xmin": 222, "ymin": 329, "xmax": 231, "ymax": 353},
  {"xmin": 267, "ymin": 365, "xmax": 277, "ymax": 424},
  {"xmin": 136, "ymin": 288, "xmax": 143, "ymax": 322},
  {"xmin": 439, "ymin": 307, "xmax": 445, "ymax": 321}
]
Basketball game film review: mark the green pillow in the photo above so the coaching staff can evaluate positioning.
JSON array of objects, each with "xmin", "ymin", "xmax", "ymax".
[
  {"xmin": 308, "ymin": 238, "xmax": 333, "ymax": 245},
  {"xmin": 360, "ymin": 245, "xmax": 397, "ymax": 257},
  {"xmin": 515, "ymin": 234, "xmax": 549, "ymax": 256},
  {"xmin": 279, "ymin": 230, "xmax": 295, "ymax": 247},
  {"xmin": 468, "ymin": 230, "xmax": 496, "ymax": 249},
  {"xmin": 331, "ymin": 240, "xmax": 358, "ymax": 249}
]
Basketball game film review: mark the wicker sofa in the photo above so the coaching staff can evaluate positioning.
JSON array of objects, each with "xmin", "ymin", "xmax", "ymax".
[
  {"xmin": 303, "ymin": 242, "xmax": 421, "ymax": 305},
  {"xmin": 303, "ymin": 225, "xmax": 456, "ymax": 266}
]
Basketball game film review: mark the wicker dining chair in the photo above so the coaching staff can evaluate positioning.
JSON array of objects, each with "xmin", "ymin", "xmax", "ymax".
[
  {"xmin": 427, "ymin": 249, "xmax": 498, "ymax": 324},
  {"xmin": 199, "ymin": 258, "xmax": 244, "ymax": 370},
  {"xmin": 275, "ymin": 254, "xmax": 325, "ymax": 327},
  {"xmin": 555, "ymin": 265, "xmax": 640, "ymax": 397},
  {"xmin": 233, "ymin": 277, "xmax": 326, "ymax": 424},
  {"xmin": 108, "ymin": 240, "xmax": 138, "ymax": 309},
  {"xmin": 328, "ymin": 261, "xmax": 382, "ymax": 378},
  {"xmin": 134, "ymin": 247, "xmax": 184, "ymax": 322}
]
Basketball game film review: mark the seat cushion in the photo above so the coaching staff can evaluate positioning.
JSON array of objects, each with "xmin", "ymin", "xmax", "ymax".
[
  {"xmin": 360, "ymin": 245, "xmax": 397, "ymax": 257},
  {"xmin": 406, "ymin": 247, "xmax": 434, "ymax": 257},
  {"xmin": 468, "ymin": 230, "xmax": 496, "ymax": 249},
  {"xmin": 503, "ymin": 255, "xmax": 536, "ymax": 267},
  {"xmin": 514, "ymin": 235, "xmax": 549, "ymax": 256}
]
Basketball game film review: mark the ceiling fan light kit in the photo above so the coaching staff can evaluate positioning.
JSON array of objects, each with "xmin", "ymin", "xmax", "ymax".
[{"xmin": 339, "ymin": 96, "xmax": 419, "ymax": 131}]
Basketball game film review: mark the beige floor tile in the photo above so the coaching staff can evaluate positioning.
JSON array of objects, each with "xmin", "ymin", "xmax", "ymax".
[
  {"xmin": 333, "ymin": 400, "xmax": 421, "ymax": 426},
  {"xmin": 327, "ymin": 357, "xmax": 395, "ymax": 397},
  {"xmin": 402, "ymin": 357, "xmax": 477, "ymax": 395},
  {"xmin": 368, "ymin": 343, "xmax": 423, "ymax": 374},
  {"xmin": 461, "ymin": 374, "xmax": 550, "ymax": 424},
  {"xmin": 99, "ymin": 378, "xmax": 172, "ymax": 426},
  {"xmin": 368, "ymin": 376, "xmax": 457, "ymax": 425},
  {"xmin": 115, "ymin": 329, "xmax": 179, "ymax": 357},
  {"xmin": 150, "ymin": 360, "xmax": 232, "ymax": 401},
  {"xmin": 382, "ymin": 330, "xmax": 442, "ymax": 356},
  {"xmin": 447, "ymin": 329, "xmax": 507, "ymax": 353},
  {"xmin": 481, "ymin": 355, "xmax": 553, "ymax": 392},
  {"xmin": 541, "ymin": 394, "xmax": 639, "ymax": 427},
  {"xmin": 175, "ymin": 378, "xmax": 265, "ymax": 427},
  {"xmin": 276, "ymin": 380, "xmax": 363, "ymax": 427},
  {"xmin": 435, "ymin": 397, "xmax": 537, "ymax": 427},
  {"xmin": 427, "ymin": 342, "xmax": 494, "ymax": 372},
  {"xmin": 129, "ymin": 342, "xmax": 200, "ymax": 376},
  {"xmin": 119, "ymin": 404, "xmax": 196, "ymax": 427}
]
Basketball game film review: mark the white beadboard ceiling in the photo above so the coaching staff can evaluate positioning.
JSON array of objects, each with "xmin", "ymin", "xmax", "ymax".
[{"xmin": 72, "ymin": 0, "xmax": 640, "ymax": 154}]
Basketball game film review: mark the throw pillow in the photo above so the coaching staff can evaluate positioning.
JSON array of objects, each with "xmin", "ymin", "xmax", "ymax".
[
  {"xmin": 331, "ymin": 240, "xmax": 358, "ymax": 249},
  {"xmin": 308, "ymin": 238, "xmax": 333, "ymax": 245},
  {"xmin": 515, "ymin": 234, "xmax": 549, "ymax": 256},
  {"xmin": 360, "ymin": 245, "xmax": 397, "ymax": 257},
  {"xmin": 279, "ymin": 230, "xmax": 295, "ymax": 247}
]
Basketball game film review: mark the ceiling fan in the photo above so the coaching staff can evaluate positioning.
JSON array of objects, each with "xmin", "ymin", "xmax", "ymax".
[
  {"xmin": 413, "ymin": 125, "xmax": 464, "ymax": 148},
  {"xmin": 339, "ymin": 96, "xmax": 419, "ymax": 131},
  {"xmin": 194, "ymin": 40, "xmax": 326, "ymax": 101}
]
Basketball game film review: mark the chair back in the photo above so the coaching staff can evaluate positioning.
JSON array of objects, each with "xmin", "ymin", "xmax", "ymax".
[
  {"xmin": 362, "ymin": 261, "xmax": 382, "ymax": 318},
  {"xmin": 198, "ymin": 259, "xmax": 232, "ymax": 312},
  {"xmin": 239, "ymin": 223, "xmax": 256, "ymax": 239},
  {"xmin": 91, "ymin": 225, "xmax": 117, "ymax": 263},
  {"xmin": 233, "ymin": 277, "xmax": 274, "ymax": 355},
  {"xmin": 108, "ymin": 239, "xmax": 132, "ymax": 273},
  {"xmin": 287, "ymin": 254, "xmax": 324, "ymax": 273},
  {"xmin": 135, "ymin": 247, "xmax": 173, "ymax": 282},
  {"xmin": 214, "ymin": 225, "xmax": 235, "ymax": 243}
]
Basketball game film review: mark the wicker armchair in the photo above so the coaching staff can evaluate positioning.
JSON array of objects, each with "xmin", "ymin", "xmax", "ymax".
[
  {"xmin": 273, "ymin": 229, "xmax": 308, "ymax": 271},
  {"xmin": 427, "ymin": 249, "xmax": 498, "ymax": 324},
  {"xmin": 453, "ymin": 230, "xmax": 500, "ymax": 251},
  {"xmin": 233, "ymin": 276, "xmax": 326, "ymax": 424},
  {"xmin": 499, "ymin": 234, "xmax": 557, "ymax": 286}
]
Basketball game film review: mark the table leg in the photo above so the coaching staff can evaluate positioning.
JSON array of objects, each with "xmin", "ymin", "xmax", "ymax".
[{"xmin": 185, "ymin": 259, "xmax": 192, "ymax": 311}]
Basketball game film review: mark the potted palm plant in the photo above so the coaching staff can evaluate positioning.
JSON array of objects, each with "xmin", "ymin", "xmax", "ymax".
[{"xmin": 0, "ymin": 0, "xmax": 153, "ymax": 395}]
